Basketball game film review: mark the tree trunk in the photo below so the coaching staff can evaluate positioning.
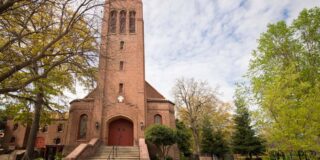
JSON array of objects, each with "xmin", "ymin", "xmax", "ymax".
[
  {"xmin": 23, "ymin": 92, "xmax": 43, "ymax": 160},
  {"xmin": 191, "ymin": 125, "xmax": 200, "ymax": 159}
]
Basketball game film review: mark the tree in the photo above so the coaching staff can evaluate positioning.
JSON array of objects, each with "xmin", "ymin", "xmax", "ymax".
[
  {"xmin": 211, "ymin": 130, "xmax": 229, "ymax": 159},
  {"xmin": 201, "ymin": 117, "xmax": 229, "ymax": 160},
  {"xmin": 173, "ymin": 78, "xmax": 219, "ymax": 157},
  {"xmin": 145, "ymin": 125, "xmax": 176, "ymax": 160},
  {"xmin": 0, "ymin": 108, "xmax": 6, "ymax": 130},
  {"xmin": 0, "ymin": 0, "xmax": 102, "ymax": 159},
  {"xmin": 176, "ymin": 119, "xmax": 192, "ymax": 157},
  {"xmin": 0, "ymin": 0, "xmax": 25, "ymax": 15},
  {"xmin": 231, "ymin": 87, "xmax": 265, "ymax": 159},
  {"xmin": 0, "ymin": 0, "xmax": 101, "ymax": 94},
  {"xmin": 201, "ymin": 118, "xmax": 215, "ymax": 156},
  {"xmin": 247, "ymin": 7, "xmax": 320, "ymax": 152}
]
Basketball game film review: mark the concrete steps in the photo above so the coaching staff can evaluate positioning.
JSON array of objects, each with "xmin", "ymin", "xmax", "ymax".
[{"xmin": 88, "ymin": 146, "xmax": 140, "ymax": 160}]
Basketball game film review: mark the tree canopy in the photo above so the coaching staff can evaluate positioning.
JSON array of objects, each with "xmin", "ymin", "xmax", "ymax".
[
  {"xmin": 176, "ymin": 119, "xmax": 192, "ymax": 157},
  {"xmin": 145, "ymin": 124, "xmax": 176, "ymax": 160},
  {"xmin": 247, "ymin": 7, "xmax": 320, "ymax": 152},
  {"xmin": 231, "ymin": 86, "xmax": 265, "ymax": 159},
  {"xmin": 201, "ymin": 117, "xmax": 229, "ymax": 159},
  {"xmin": 0, "ymin": 0, "xmax": 102, "ymax": 159}
]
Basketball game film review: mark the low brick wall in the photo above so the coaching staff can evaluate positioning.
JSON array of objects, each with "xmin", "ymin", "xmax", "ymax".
[
  {"xmin": 139, "ymin": 138, "xmax": 150, "ymax": 160},
  {"xmin": 64, "ymin": 138, "xmax": 100, "ymax": 160}
]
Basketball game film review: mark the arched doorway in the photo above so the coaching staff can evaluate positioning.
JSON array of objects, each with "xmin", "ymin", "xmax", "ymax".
[{"xmin": 108, "ymin": 118, "xmax": 133, "ymax": 146}]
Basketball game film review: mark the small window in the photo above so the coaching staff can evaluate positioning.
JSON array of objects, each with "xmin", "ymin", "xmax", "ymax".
[
  {"xmin": 120, "ymin": 61, "xmax": 124, "ymax": 70},
  {"xmin": 54, "ymin": 138, "xmax": 61, "ymax": 144},
  {"xmin": 154, "ymin": 114, "xmax": 162, "ymax": 124},
  {"xmin": 129, "ymin": 11, "xmax": 136, "ymax": 33},
  {"xmin": 42, "ymin": 125, "xmax": 48, "ymax": 133},
  {"xmin": 120, "ymin": 41, "xmax": 124, "ymax": 49},
  {"xmin": 10, "ymin": 136, "xmax": 16, "ymax": 143},
  {"xmin": 119, "ymin": 83, "xmax": 124, "ymax": 94},
  {"xmin": 13, "ymin": 123, "xmax": 18, "ymax": 131},
  {"xmin": 57, "ymin": 124, "xmax": 63, "ymax": 132}
]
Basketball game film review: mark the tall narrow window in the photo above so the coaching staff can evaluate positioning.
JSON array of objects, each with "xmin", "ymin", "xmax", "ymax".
[
  {"xmin": 13, "ymin": 123, "xmax": 18, "ymax": 131},
  {"xmin": 119, "ymin": 83, "xmax": 124, "ymax": 93},
  {"xmin": 154, "ymin": 114, "xmax": 162, "ymax": 124},
  {"xmin": 120, "ymin": 41, "xmax": 124, "ymax": 49},
  {"xmin": 109, "ymin": 11, "xmax": 117, "ymax": 33},
  {"xmin": 42, "ymin": 124, "xmax": 48, "ymax": 133},
  {"xmin": 54, "ymin": 138, "xmax": 61, "ymax": 144},
  {"xmin": 129, "ymin": 11, "xmax": 136, "ymax": 33},
  {"xmin": 119, "ymin": 10, "xmax": 126, "ymax": 33},
  {"xmin": 120, "ymin": 61, "xmax": 124, "ymax": 70},
  {"xmin": 10, "ymin": 137, "xmax": 16, "ymax": 143},
  {"xmin": 78, "ymin": 114, "xmax": 88, "ymax": 139},
  {"xmin": 57, "ymin": 123, "xmax": 63, "ymax": 132}
]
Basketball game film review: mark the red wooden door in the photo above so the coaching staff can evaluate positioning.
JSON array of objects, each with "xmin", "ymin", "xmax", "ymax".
[{"xmin": 108, "ymin": 119, "xmax": 133, "ymax": 146}]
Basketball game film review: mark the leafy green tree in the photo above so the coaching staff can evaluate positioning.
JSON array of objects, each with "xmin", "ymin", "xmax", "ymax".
[
  {"xmin": 176, "ymin": 119, "xmax": 192, "ymax": 157},
  {"xmin": 0, "ymin": 1, "xmax": 101, "ymax": 159},
  {"xmin": 173, "ymin": 78, "xmax": 221, "ymax": 156},
  {"xmin": 232, "ymin": 87, "xmax": 265, "ymax": 159},
  {"xmin": 247, "ymin": 7, "xmax": 320, "ymax": 152},
  {"xmin": 211, "ymin": 130, "xmax": 229, "ymax": 159},
  {"xmin": 145, "ymin": 125, "xmax": 176, "ymax": 160},
  {"xmin": 201, "ymin": 118, "xmax": 228, "ymax": 159},
  {"xmin": 201, "ymin": 118, "xmax": 215, "ymax": 155}
]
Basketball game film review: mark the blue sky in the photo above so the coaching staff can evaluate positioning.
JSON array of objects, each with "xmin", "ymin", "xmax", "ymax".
[
  {"xmin": 70, "ymin": 0, "xmax": 320, "ymax": 104},
  {"xmin": 142, "ymin": 0, "xmax": 320, "ymax": 102}
]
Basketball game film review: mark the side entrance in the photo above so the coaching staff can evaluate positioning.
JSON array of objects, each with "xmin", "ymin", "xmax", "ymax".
[{"xmin": 108, "ymin": 118, "xmax": 133, "ymax": 146}]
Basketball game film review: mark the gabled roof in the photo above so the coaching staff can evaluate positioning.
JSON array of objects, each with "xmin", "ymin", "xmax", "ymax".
[
  {"xmin": 84, "ymin": 88, "xmax": 97, "ymax": 98},
  {"xmin": 145, "ymin": 81, "xmax": 175, "ymax": 105},
  {"xmin": 145, "ymin": 81, "xmax": 165, "ymax": 99}
]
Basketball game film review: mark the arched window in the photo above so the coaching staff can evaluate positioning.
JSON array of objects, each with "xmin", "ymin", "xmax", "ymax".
[
  {"xmin": 154, "ymin": 114, "xmax": 162, "ymax": 124},
  {"xmin": 78, "ymin": 114, "xmax": 88, "ymax": 139},
  {"xmin": 119, "ymin": 10, "xmax": 126, "ymax": 33},
  {"xmin": 109, "ymin": 10, "xmax": 117, "ymax": 33},
  {"xmin": 129, "ymin": 11, "xmax": 136, "ymax": 33}
]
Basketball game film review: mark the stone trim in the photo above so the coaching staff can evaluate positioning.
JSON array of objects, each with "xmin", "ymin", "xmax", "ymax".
[
  {"xmin": 139, "ymin": 138, "xmax": 150, "ymax": 160},
  {"xmin": 64, "ymin": 138, "xmax": 101, "ymax": 160},
  {"xmin": 70, "ymin": 98, "xmax": 94, "ymax": 104},
  {"xmin": 147, "ymin": 98, "xmax": 175, "ymax": 105}
]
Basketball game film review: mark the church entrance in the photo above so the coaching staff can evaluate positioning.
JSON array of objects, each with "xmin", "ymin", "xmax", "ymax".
[{"xmin": 108, "ymin": 118, "xmax": 133, "ymax": 146}]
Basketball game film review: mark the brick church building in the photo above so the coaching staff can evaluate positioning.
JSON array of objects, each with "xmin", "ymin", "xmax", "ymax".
[
  {"xmin": 2, "ymin": 0, "xmax": 177, "ymax": 159},
  {"xmin": 66, "ymin": 0, "xmax": 176, "ymax": 146}
]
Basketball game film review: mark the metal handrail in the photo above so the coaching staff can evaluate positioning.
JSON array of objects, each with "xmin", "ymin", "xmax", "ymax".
[
  {"xmin": 107, "ymin": 135, "xmax": 123, "ymax": 160},
  {"xmin": 107, "ymin": 145, "xmax": 115, "ymax": 160},
  {"xmin": 138, "ymin": 145, "xmax": 140, "ymax": 160}
]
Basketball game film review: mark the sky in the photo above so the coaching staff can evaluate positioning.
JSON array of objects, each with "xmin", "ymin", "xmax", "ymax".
[
  {"xmin": 142, "ymin": 0, "xmax": 320, "ymax": 103},
  {"xmin": 71, "ymin": 0, "xmax": 320, "ymax": 104}
]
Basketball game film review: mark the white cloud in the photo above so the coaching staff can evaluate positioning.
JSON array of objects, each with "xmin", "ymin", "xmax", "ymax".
[
  {"xmin": 143, "ymin": 0, "xmax": 320, "ymax": 102},
  {"xmin": 68, "ymin": 0, "xmax": 320, "ymax": 104}
]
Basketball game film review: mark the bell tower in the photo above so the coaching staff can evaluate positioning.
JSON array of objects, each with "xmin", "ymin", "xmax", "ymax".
[{"xmin": 92, "ymin": 0, "xmax": 146, "ymax": 145}]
